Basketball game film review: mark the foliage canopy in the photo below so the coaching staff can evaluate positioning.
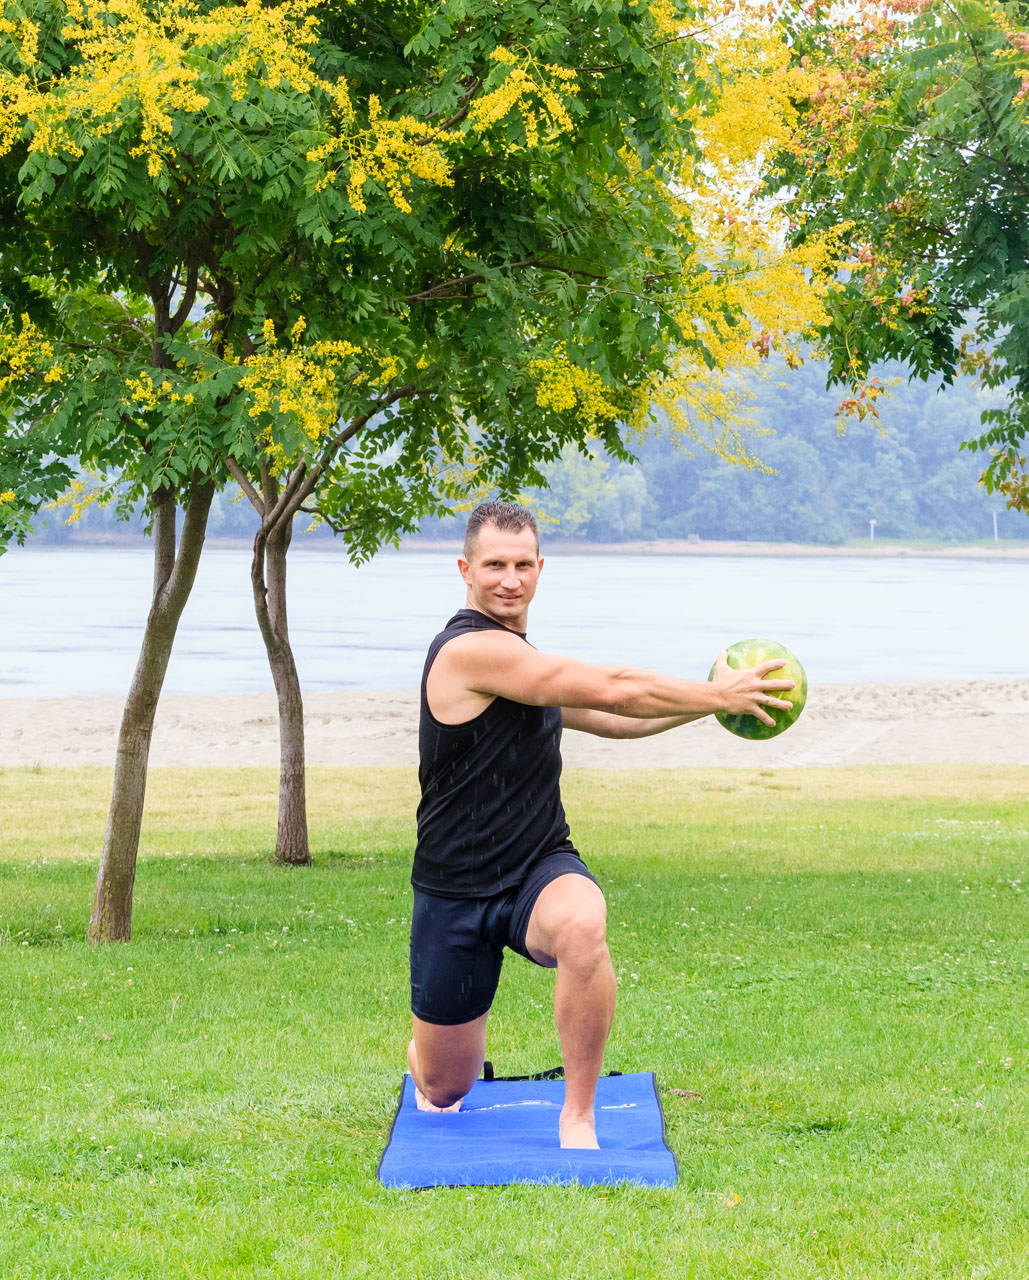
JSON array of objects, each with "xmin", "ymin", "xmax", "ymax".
[
  {"xmin": 777, "ymin": 0, "xmax": 1029, "ymax": 512},
  {"xmin": 0, "ymin": 0, "xmax": 834, "ymax": 550}
]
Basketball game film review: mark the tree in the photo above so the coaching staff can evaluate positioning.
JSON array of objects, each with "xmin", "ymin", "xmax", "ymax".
[
  {"xmin": 1, "ymin": 0, "xmax": 834, "ymax": 937},
  {"xmin": 775, "ymin": 0, "xmax": 1029, "ymax": 511},
  {"xmin": 0, "ymin": 0, "xmax": 334, "ymax": 935}
]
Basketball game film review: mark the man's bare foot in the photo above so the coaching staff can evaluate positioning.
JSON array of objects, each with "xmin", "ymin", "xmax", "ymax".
[
  {"xmin": 414, "ymin": 1085, "xmax": 463, "ymax": 1113},
  {"xmin": 559, "ymin": 1113, "xmax": 599, "ymax": 1149}
]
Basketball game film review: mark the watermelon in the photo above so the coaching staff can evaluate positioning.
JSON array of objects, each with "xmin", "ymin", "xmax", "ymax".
[{"xmin": 708, "ymin": 638, "xmax": 808, "ymax": 740}]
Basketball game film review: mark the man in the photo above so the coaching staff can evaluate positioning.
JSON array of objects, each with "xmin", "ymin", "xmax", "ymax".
[{"xmin": 407, "ymin": 500, "xmax": 794, "ymax": 1149}]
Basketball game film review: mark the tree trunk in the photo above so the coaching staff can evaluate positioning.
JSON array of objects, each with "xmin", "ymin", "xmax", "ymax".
[
  {"xmin": 252, "ymin": 514, "xmax": 311, "ymax": 866},
  {"xmin": 227, "ymin": 386, "xmax": 424, "ymax": 870},
  {"xmin": 88, "ymin": 481, "xmax": 215, "ymax": 942}
]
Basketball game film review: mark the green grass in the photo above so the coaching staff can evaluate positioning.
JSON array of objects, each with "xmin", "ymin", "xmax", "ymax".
[{"xmin": 2, "ymin": 765, "xmax": 1027, "ymax": 1278}]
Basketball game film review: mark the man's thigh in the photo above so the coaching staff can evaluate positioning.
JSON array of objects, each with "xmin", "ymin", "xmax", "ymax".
[{"xmin": 409, "ymin": 890, "xmax": 505, "ymax": 1025}]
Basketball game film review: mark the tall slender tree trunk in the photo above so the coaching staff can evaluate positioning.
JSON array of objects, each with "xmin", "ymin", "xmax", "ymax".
[
  {"xmin": 252, "ymin": 514, "xmax": 311, "ymax": 866},
  {"xmin": 228, "ymin": 386, "xmax": 421, "ymax": 871},
  {"xmin": 88, "ymin": 481, "xmax": 215, "ymax": 943}
]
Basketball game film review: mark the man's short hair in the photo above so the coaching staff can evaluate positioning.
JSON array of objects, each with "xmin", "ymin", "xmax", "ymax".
[{"xmin": 463, "ymin": 501, "xmax": 539, "ymax": 559}]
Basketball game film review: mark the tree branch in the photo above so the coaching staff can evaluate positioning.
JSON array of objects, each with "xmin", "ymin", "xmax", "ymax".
[
  {"xmin": 404, "ymin": 271, "xmax": 488, "ymax": 302},
  {"xmin": 274, "ymin": 383, "xmax": 424, "ymax": 529},
  {"xmin": 56, "ymin": 337, "xmax": 137, "ymax": 360},
  {"xmin": 264, "ymin": 461, "xmax": 309, "ymax": 532},
  {"xmin": 226, "ymin": 456, "xmax": 265, "ymax": 515},
  {"xmin": 297, "ymin": 502, "xmax": 347, "ymax": 534},
  {"xmin": 961, "ymin": 27, "xmax": 1029, "ymax": 203},
  {"xmin": 168, "ymin": 260, "xmax": 200, "ymax": 335},
  {"xmin": 259, "ymin": 455, "xmax": 279, "ymax": 513},
  {"xmin": 151, "ymin": 485, "xmax": 177, "ymax": 598},
  {"xmin": 402, "ymin": 255, "xmax": 609, "ymax": 304},
  {"xmin": 418, "ymin": 76, "xmax": 484, "ymax": 143},
  {"xmin": 531, "ymin": 258, "xmax": 608, "ymax": 284}
]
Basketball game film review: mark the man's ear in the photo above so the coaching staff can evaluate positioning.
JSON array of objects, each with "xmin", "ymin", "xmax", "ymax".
[{"xmin": 457, "ymin": 556, "xmax": 471, "ymax": 584}]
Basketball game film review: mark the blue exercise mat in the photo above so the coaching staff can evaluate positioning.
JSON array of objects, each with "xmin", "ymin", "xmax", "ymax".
[{"xmin": 377, "ymin": 1071, "xmax": 678, "ymax": 1189}]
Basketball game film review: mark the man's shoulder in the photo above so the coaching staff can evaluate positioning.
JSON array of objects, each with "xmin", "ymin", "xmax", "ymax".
[
  {"xmin": 423, "ymin": 614, "xmax": 535, "ymax": 719},
  {"xmin": 431, "ymin": 610, "xmax": 526, "ymax": 653},
  {"xmin": 434, "ymin": 622, "xmax": 526, "ymax": 665}
]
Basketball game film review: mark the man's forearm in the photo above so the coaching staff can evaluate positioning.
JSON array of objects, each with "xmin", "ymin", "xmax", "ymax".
[
  {"xmin": 562, "ymin": 708, "xmax": 704, "ymax": 739},
  {"xmin": 604, "ymin": 711, "xmax": 704, "ymax": 739},
  {"xmin": 594, "ymin": 669, "xmax": 731, "ymax": 719}
]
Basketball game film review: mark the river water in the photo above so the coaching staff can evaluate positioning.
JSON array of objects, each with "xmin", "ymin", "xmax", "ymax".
[{"xmin": 1, "ymin": 545, "xmax": 1026, "ymax": 697}]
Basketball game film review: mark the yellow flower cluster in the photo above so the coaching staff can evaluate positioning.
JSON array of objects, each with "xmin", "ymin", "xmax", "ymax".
[
  {"xmin": 608, "ymin": 3, "xmax": 843, "ymax": 466},
  {"xmin": 646, "ymin": 0, "xmax": 686, "ymax": 38},
  {"xmin": 0, "ymin": 13, "xmax": 39, "ymax": 64},
  {"xmin": 696, "ymin": 32, "xmax": 794, "ymax": 174},
  {"xmin": 124, "ymin": 369, "xmax": 159, "ymax": 409},
  {"xmin": 991, "ymin": 453, "xmax": 1029, "ymax": 513},
  {"xmin": 0, "ymin": 316, "xmax": 63, "ymax": 395},
  {"xmin": 2, "ymin": 0, "xmax": 330, "ymax": 178},
  {"xmin": 529, "ymin": 345, "xmax": 620, "ymax": 426},
  {"xmin": 44, "ymin": 470, "xmax": 123, "ymax": 525},
  {"xmin": 123, "ymin": 368, "xmax": 195, "ymax": 409},
  {"xmin": 640, "ymin": 224, "xmax": 836, "ymax": 464},
  {"xmin": 469, "ymin": 48, "xmax": 579, "ymax": 150},
  {"xmin": 239, "ymin": 319, "xmax": 363, "ymax": 457},
  {"xmin": 310, "ymin": 94, "xmax": 453, "ymax": 212},
  {"xmin": 212, "ymin": 0, "xmax": 325, "ymax": 101},
  {"xmin": 355, "ymin": 97, "xmax": 454, "ymax": 213},
  {"xmin": 680, "ymin": 10, "xmax": 809, "ymax": 256},
  {"xmin": 0, "ymin": 489, "xmax": 15, "ymax": 504},
  {"xmin": 46, "ymin": 475, "xmax": 103, "ymax": 526}
]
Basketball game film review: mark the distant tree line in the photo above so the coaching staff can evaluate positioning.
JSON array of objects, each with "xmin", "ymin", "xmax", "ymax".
[
  {"xmin": 29, "ymin": 357, "xmax": 1029, "ymax": 549},
  {"xmin": 437, "ymin": 358, "xmax": 1029, "ymax": 545}
]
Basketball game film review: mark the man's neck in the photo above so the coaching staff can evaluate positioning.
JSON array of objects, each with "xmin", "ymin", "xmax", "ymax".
[{"xmin": 465, "ymin": 602, "xmax": 529, "ymax": 634}]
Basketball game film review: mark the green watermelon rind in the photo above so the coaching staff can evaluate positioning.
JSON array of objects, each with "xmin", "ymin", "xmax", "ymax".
[{"xmin": 708, "ymin": 638, "xmax": 808, "ymax": 741}]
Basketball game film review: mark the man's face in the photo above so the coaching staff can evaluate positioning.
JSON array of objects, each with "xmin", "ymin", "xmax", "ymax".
[{"xmin": 458, "ymin": 523, "xmax": 542, "ymax": 630}]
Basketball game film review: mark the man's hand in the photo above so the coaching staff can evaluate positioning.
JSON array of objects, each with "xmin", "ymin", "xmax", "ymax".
[{"xmin": 709, "ymin": 650, "xmax": 795, "ymax": 727}]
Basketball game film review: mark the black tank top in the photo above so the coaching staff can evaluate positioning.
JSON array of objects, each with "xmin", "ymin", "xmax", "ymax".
[{"xmin": 412, "ymin": 609, "xmax": 575, "ymax": 897}]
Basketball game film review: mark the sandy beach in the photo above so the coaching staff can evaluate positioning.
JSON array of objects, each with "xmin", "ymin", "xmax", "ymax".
[{"xmin": 2, "ymin": 679, "xmax": 1028, "ymax": 769}]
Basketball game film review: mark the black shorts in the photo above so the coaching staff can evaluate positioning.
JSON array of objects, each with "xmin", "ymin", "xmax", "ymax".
[{"xmin": 410, "ymin": 851, "xmax": 599, "ymax": 1026}]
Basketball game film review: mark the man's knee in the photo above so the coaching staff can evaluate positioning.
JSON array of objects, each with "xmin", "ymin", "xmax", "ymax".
[
  {"xmin": 409, "ymin": 1019, "xmax": 485, "ymax": 1106},
  {"xmin": 551, "ymin": 902, "xmax": 610, "ymax": 975},
  {"xmin": 414, "ymin": 1048, "xmax": 479, "ymax": 1100},
  {"xmin": 528, "ymin": 874, "xmax": 609, "ymax": 968},
  {"xmin": 419, "ymin": 1073, "xmax": 471, "ymax": 1109}
]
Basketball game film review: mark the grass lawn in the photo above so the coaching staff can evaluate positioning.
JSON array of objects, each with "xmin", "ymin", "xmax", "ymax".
[{"xmin": 2, "ymin": 764, "xmax": 1027, "ymax": 1279}]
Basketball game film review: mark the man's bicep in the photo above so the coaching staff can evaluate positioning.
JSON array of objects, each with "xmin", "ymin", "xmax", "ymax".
[
  {"xmin": 464, "ymin": 641, "xmax": 569, "ymax": 705},
  {"xmin": 493, "ymin": 651, "xmax": 623, "ymax": 710},
  {"xmin": 456, "ymin": 635, "xmax": 612, "ymax": 708}
]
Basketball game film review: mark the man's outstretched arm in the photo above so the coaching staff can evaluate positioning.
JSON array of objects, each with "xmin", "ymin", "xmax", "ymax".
[{"xmin": 431, "ymin": 632, "xmax": 793, "ymax": 728}]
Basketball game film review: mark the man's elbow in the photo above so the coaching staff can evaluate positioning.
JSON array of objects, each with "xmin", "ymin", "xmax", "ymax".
[{"xmin": 592, "ymin": 669, "xmax": 642, "ymax": 715}]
